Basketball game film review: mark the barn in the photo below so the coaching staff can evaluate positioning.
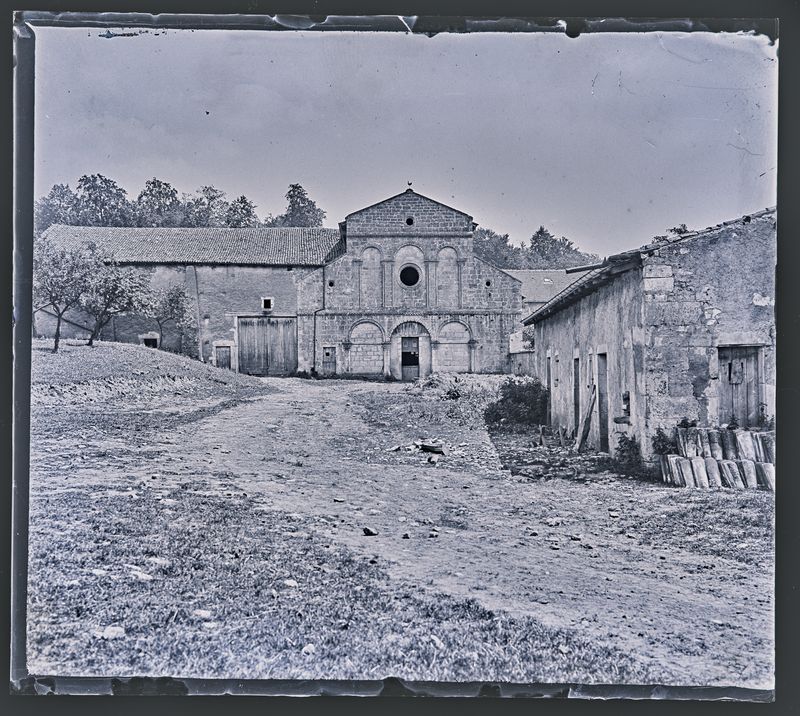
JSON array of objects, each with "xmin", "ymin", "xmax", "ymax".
[
  {"xmin": 38, "ymin": 189, "xmax": 526, "ymax": 379},
  {"xmin": 522, "ymin": 208, "xmax": 776, "ymax": 458}
]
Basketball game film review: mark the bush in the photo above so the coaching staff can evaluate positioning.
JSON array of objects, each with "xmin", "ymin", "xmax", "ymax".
[
  {"xmin": 613, "ymin": 434, "xmax": 644, "ymax": 476},
  {"xmin": 484, "ymin": 376, "xmax": 549, "ymax": 427},
  {"xmin": 651, "ymin": 427, "xmax": 677, "ymax": 456}
]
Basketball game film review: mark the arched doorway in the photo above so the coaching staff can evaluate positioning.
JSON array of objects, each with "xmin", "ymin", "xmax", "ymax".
[
  {"xmin": 436, "ymin": 321, "xmax": 472, "ymax": 373},
  {"xmin": 390, "ymin": 321, "xmax": 431, "ymax": 381},
  {"xmin": 348, "ymin": 321, "xmax": 385, "ymax": 375}
]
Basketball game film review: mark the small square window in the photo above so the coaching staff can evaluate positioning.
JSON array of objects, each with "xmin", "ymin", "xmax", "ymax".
[{"xmin": 261, "ymin": 297, "xmax": 274, "ymax": 311}]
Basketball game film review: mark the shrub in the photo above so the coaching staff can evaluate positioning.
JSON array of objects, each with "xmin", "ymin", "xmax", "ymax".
[
  {"xmin": 484, "ymin": 376, "xmax": 549, "ymax": 427},
  {"xmin": 613, "ymin": 434, "xmax": 644, "ymax": 476},
  {"xmin": 651, "ymin": 427, "xmax": 678, "ymax": 455}
]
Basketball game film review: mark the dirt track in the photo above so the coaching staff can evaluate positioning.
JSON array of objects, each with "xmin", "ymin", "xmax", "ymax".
[{"xmin": 30, "ymin": 374, "xmax": 773, "ymax": 688}]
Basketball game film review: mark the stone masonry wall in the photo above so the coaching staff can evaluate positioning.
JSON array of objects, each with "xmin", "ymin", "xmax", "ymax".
[
  {"xmin": 535, "ymin": 269, "xmax": 646, "ymax": 453},
  {"xmin": 642, "ymin": 212, "xmax": 776, "ymax": 439}
]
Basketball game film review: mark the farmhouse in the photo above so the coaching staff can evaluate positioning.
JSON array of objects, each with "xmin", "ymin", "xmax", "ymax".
[
  {"xmin": 522, "ymin": 208, "xmax": 776, "ymax": 458},
  {"xmin": 39, "ymin": 189, "xmax": 526, "ymax": 379}
]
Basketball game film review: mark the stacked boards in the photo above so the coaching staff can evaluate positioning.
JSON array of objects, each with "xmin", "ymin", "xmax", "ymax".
[{"xmin": 659, "ymin": 427, "xmax": 775, "ymax": 491}]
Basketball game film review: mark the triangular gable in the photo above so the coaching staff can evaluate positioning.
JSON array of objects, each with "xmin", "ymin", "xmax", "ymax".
[{"xmin": 344, "ymin": 188, "xmax": 473, "ymax": 222}]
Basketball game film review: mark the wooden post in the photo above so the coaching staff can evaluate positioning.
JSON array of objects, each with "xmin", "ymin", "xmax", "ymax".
[
  {"xmin": 667, "ymin": 454, "xmax": 683, "ymax": 486},
  {"xmin": 677, "ymin": 458, "xmax": 696, "ymax": 488},
  {"xmin": 755, "ymin": 462, "xmax": 775, "ymax": 491},
  {"xmin": 577, "ymin": 385, "xmax": 596, "ymax": 454},
  {"xmin": 690, "ymin": 457, "xmax": 709, "ymax": 489},
  {"xmin": 734, "ymin": 430, "xmax": 757, "ymax": 462},
  {"xmin": 720, "ymin": 429, "xmax": 739, "ymax": 460},
  {"xmin": 704, "ymin": 457, "xmax": 722, "ymax": 488},
  {"xmin": 707, "ymin": 430, "xmax": 723, "ymax": 460},
  {"xmin": 737, "ymin": 460, "xmax": 758, "ymax": 489}
]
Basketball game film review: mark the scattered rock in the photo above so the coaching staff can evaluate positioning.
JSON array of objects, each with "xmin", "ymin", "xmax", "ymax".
[
  {"xmin": 430, "ymin": 634, "xmax": 445, "ymax": 649},
  {"xmin": 301, "ymin": 643, "xmax": 317, "ymax": 656},
  {"xmin": 402, "ymin": 533, "xmax": 410, "ymax": 539},
  {"xmin": 95, "ymin": 625, "xmax": 125, "ymax": 640},
  {"xmin": 192, "ymin": 609, "xmax": 213, "ymax": 619},
  {"xmin": 333, "ymin": 497, "xmax": 345, "ymax": 503},
  {"xmin": 363, "ymin": 527, "xmax": 378, "ymax": 536},
  {"xmin": 283, "ymin": 579, "xmax": 299, "ymax": 588},
  {"xmin": 428, "ymin": 531, "xmax": 439, "ymax": 538}
]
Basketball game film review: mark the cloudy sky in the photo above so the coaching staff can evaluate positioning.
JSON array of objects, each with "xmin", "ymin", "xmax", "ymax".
[{"xmin": 33, "ymin": 26, "xmax": 777, "ymax": 256}]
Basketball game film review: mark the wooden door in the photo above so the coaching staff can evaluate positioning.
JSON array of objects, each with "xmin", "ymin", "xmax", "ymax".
[
  {"xmin": 321, "ymin": 346, "xmax": 337, "ymax": 376},
  {"xmin": 237, "ymin": 317, "xmax": 297, "ymax": 376},
  {"xmin": 596, "ymin": 353, "xmax": 609, "ymax": 452},
  {"xmin": 573, "ymin": 358, "xmax": 580, "ymax": 435},
  {"xmin": 718, "ymin": 346, "xmax": 760, "ymax": 427},
  {"xmin": 401, "ymin": 337, "xmax": 420, "ymax": 381},
  {"xmin": 215, "ymin": 345, "xmax": 231, "ymax": 370}
]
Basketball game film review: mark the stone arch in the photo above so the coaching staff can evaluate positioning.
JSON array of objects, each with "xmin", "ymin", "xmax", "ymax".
[
  {"xmin": 389, "ymin": 321, "xmax": 432, "ymax": 380},
  {"xmin": 435, "ymin": 320, "xmax": 472, "ymax": 373},
  {"xmin": 348, "ymin": 320, "xmax": 384, "ymax": 375},
  {"xmin": 359, "ymin": 246, "xmax": 383, "ymax": 308},
  {"xmin": 391, "ymin": 321, "xmax": 430, "ymax": 338},
  {"xmin": 436, "ymin": 246, "xmax": 459, "ymax": 308}
]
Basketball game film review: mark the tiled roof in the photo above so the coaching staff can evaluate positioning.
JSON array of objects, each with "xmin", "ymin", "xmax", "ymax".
[
  {"xmin": 41, "ymin": 224, "xmax": 345, "ymax": 266},
  {"xmin": 523, "ymin": 207, "xmax": 776, "ymax": 325},
  {"xmin": 501, "ymin": 269, "xmax": 588, "ymax": 304}
]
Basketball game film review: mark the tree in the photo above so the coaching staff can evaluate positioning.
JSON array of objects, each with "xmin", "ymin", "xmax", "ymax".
[
  {"xmin": 75, "ymin": 174, "xmax": 133, "ymax": 226},
  {"xmin": 34, "ymin": 184, "xmax": 78, "ymax": 236},
  {"xmin": 225, "ymin": 195, "xmax": 259, "ymax": 228},
  {"xmin": 267, "ymin": 183, "xmax": 326, "ymax": 227},
  {"xmin": 80, "ymin": 261, "xmax": 151, "ymax": 346},
  {"xmin": 33, "ymin": 237, "xmax": 99, "ymax": 352},
  {"xmin": 526, "ymin": 226, "xmax": 600, "ymax": 269},
  {"xmin": 135, "ymin": 177, "xmax": 182, "ymax": 227},
  {"xmin": 180, "ymin": 185, "xmax": 230, "ymax": 227},
  {"xmin": 143, "ymin": 284, "xmax": 192, "ymax": 348},
  {"xmin": 472, "ymin": 227, "xmax": 527, "ymax": 268}
]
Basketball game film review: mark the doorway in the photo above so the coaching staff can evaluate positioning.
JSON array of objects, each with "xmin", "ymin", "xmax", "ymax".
[
  {"xmin": 573, "ymin": 357, "xmax": 581, "ymax": 435},
  {"xmin": 321, "ymin": 346, "xmax": 337, "ymax": 376},
  {"xmin": 215, "ymin": 345, "xmax": 231, "ymax": 370},
  {"xmin": 401, "ymin": 337, "xmax": 420, "ymax": 381},
  {"xmin": 237, "ymin": 316, "xmax": 298, "ymax": 376},
  {"xmin": 596, "ymin": 353, "xmax": 609, "ymax": 452},
  {"xmin": 718, "ymin": 346, "xmax": 761, "ymax": 427}
]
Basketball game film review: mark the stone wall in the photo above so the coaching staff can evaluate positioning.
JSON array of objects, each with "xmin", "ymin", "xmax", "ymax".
[
  {"xmin": 534, "ymin": 269, "xmax": 646, "ymax": 453},
  {"xmin": 642, "ymin": 213, "xmax": 776, "ymax": 439}
]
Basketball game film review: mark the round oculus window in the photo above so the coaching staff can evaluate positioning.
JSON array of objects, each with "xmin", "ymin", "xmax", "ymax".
[{"xmin": 399, "ymin": 265, "xmax": 421, "ymax": 287}]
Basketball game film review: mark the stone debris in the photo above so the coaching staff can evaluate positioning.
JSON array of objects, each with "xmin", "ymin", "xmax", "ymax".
[
  {"xmin": 362, "ymin": 527, "xmax": 378, "ymax": 536},
  {"xmin": 301, "ymin": 643, "xmax": 317, "ymax": 656},
  {"xmin": 94, "ymin": 625, "xmax": 125, "ymax": 640}
]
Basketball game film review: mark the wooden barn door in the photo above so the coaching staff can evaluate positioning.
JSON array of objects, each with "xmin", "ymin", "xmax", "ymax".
[
  {"xmin": 596, "ymin": 353, "xmax": 609, "ymax": 453},
  {"xmin": 237, "ymin": 317, "xmax": 297, "ymax": 376},
  {"xmin": 215, "ymin": 345, "xmax": 231, "ymax": 370},
  {"xmin": 718, "ymin": 346, "xmax": 760, "ymax": 427}
]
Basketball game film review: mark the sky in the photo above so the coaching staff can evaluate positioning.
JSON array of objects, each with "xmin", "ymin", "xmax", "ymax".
[{"xmin": 33, "ymin": 27, "xmax": 777, "ymax": 256}]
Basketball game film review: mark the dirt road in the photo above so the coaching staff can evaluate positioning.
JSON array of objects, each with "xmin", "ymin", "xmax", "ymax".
[{"xmin": 28, "ymin": 370, "xmax": 774, "ymax": 688}]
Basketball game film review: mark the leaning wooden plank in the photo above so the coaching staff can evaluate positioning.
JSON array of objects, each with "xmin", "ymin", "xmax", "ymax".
[
  {"xmin": 558, "ymin": 426, "xmax": 566, "ymax": 449},
  {"xmin": 704, "ymin": 457, "xmax": 722, "ymax": 488},
  {"xmin": 658, "ymin": 455, "xmax": 671, "ymax": 483},
  {"xmin": 540, "ymin": 424, "xmax": 547, "ymax": 448},
  {"xmin": 720, "ymin": 429, "xmax": 739, "ymax": 460},
  {"xmin": 576, "ymin": 385, "xmax": 596, "ymax": 454},
  {"xmin": 690, "ymin": 456, "xmax": 709, "ymax": 489},
  {"xmin": 761, "ymin": 432, "xmax": 776, "ymax": 465},
  {"xmin": 699, "ymin": 429, "xmax": 711, "ymax": 458},
  {"xmin": 685, "ymin": 427, "xmax": 700, "ymax": 457},
  {"xmin": 734, "ymin": 430, "xmax": 757, "ymax": 462},
  {"xmin": 707, "ymin": 430, "xmax": 723, "ymax": 460},
  {"xmin": 751, "ymin": 433, "xmax": 766, "ymax": 463},
  {"xmin": 676, "ymin": 427, "xmax": 688, "ymax": 457},
  {"xmin": 719, "ymin": 460, "xmax": 740, "ymax": 489},
  {"xmin": 677, "ymin": 457, "xmax": 696, "ymax": 488},
  {"xmin": 755, "ymin": 462, "xmax": 776, "ymax": 491},
  {"xmin": 667, "ymin": 454, "xmax": 683, "ymax": 486},
  {"xmin": 736, "ymin": 460, "xmax": 758, "ymax": 489}
]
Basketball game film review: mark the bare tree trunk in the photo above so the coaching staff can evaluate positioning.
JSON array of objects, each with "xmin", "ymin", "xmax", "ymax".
[
  {"xmin": 158, "ymin": 321, "xmax": 164, "ymax": 349},
  {"xmin": 53, "ymin": 312, "xmax": 63, "ymax": 353}
]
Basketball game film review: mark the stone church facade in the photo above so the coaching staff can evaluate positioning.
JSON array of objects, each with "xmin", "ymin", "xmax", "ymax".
[{"xmin": 39, "ymin": 189, "xmax": 526, "ymax": 379}]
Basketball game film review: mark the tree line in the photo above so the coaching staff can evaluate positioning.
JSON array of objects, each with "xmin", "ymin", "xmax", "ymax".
[
  {"xmin": 34, "ymin": 175, "xmax": 327, "ymax": 236},
  {"xmin": 36, "ymin": 174, "xmax": 608, "ymax": 269}
]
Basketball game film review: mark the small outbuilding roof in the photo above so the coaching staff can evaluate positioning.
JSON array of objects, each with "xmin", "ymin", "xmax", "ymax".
[
  {"xmin": 522, "ymin": 206, "xmax": 777, "ymax": 325},
  {"xmin": 501, "ymin": 269, "xmax": 588, "ymax": 305},
  {"xmin": 41, "ymin": 224, "xmax": 345, "ymax": 266}
]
